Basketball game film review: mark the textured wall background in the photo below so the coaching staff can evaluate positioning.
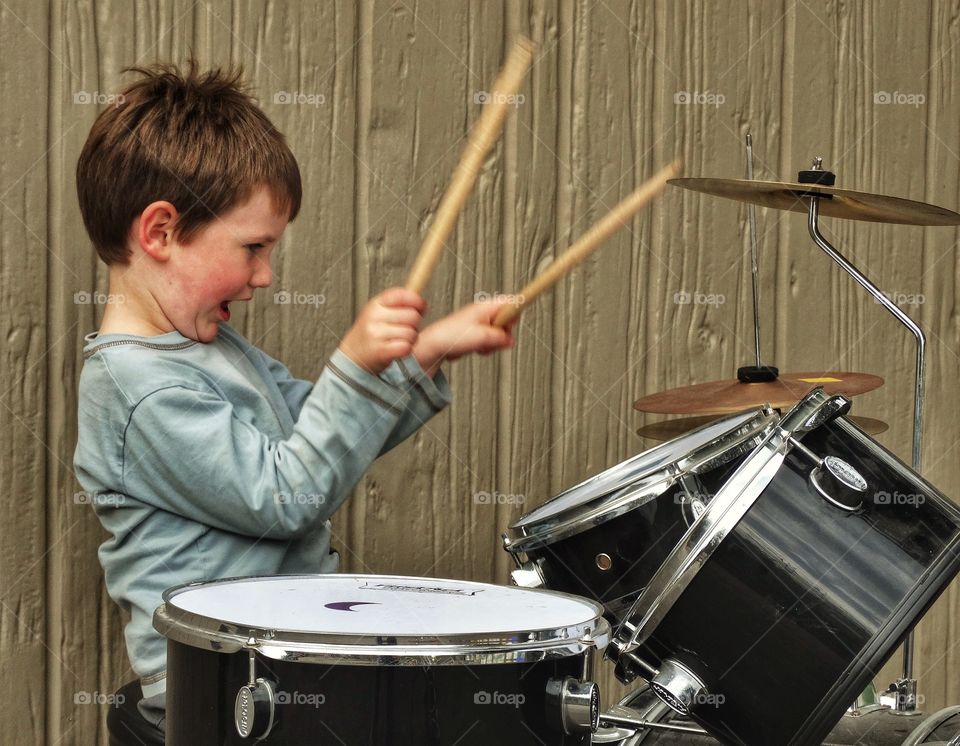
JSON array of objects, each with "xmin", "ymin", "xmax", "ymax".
[{"xmin": 2, "ymin": 0, "xmax": 960, "ymax": 743}]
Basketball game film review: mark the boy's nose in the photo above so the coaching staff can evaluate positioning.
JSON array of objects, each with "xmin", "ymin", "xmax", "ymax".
[{"xmin": 250, "ymin": 261, "xmax": 272, "ymax": 288}]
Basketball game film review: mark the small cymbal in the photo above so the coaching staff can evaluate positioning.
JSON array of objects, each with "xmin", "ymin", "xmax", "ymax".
[
  {"xmin": 634, "ymin": 371, "xmax": 883, "ymax": 416},
  {"xmin": 637, "ymin": 413, "xmax": 889, "ymax": 442},
  {"xmin": 669, "ymin": 177, "xmax": 960, "ymax": 226},
  {"xmin": 848, "ymin": 415, "xmax": 890, "ymax": 435}
]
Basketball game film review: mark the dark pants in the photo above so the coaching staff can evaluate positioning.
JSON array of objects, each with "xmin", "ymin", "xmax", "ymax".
[{"xmin": 106, "ymin": 681, "xmax": 165, "ymax": 746}]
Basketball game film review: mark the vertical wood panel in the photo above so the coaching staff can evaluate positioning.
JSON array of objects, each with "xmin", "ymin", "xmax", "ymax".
[
  {"xmin": 0, "ymin": 4, "xmax": 50, "ymax": 743},
  {"xmin": 49, "ymin": 1, "xmax": 117, "ymax": 741},
  {"xmin": 348, "ymin": 0, "xmax": 505, "ymax": 579},
  {"xmin": 495, "ymin": 0, "xmax": 562, "ymax": 586}
]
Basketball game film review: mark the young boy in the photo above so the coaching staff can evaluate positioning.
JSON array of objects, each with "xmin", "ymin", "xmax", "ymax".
[{"xmin": 73, "ymin": 61, "xmax": 514, "ymax": 742}]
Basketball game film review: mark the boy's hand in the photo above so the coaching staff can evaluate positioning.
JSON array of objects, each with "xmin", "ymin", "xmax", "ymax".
[
  {"xmin": 414, "ymin": 299, "xmax": 517, "ymax": 378},
  {"xmin": 340, "ymin": 288, "xmax": 426, "ymax": 374}
]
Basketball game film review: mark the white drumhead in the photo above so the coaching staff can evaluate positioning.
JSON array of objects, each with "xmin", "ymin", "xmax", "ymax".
[
  {"xmin": 515, "ymin": 410, "xmax": 760, "ymax": 526},
  {"xmin": 166, "ymin": 574, "xmax": 600, "ymax": 636}
]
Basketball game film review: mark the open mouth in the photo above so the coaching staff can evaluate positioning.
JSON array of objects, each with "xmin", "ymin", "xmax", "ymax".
[{"xmin": 219, "ymin": 302, "xmax": 230, "ymax": 321}]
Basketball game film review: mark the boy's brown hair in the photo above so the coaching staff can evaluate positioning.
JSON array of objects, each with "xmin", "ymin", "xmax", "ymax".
[{"xmin": 76, "ymin": 60, "xmax": 301, "ymax": 264}]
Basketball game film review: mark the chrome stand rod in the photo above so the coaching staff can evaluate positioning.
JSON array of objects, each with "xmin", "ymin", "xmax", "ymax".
[
  {"xmin": 806, "ymin": 196, "xmax": 925, "ymax": 699},
  {"xmin": 599, "ymin": 711, "xmax": 708, "ymax": 735},
  {"xmin": 806, "ymin": 198, "xmax": 925, "ymax": 472},
  {"xmin": 746, "ymin": 134, "xmax": 762, "ymax": 367}
]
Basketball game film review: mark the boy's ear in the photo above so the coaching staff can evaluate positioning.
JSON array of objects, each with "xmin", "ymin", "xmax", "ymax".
[{"xmin": 136, "ymin": 201, "xmax": 179, "ymax": 261}]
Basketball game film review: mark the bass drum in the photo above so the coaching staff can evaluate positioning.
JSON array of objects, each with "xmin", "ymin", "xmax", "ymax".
[
  {"xmin": 154, "ymin": 574, "xmax": 609, "ymax": 745},
  {"xmin": 901, "ymin": 706, "xmax": 960, "ymax": 745},
  {"xmin": 594, "ymin": 686, "xmax": 955, "ymax": 745},
  {"xmin": 607, "ymin": 389, "xmax": 960, "ymax": 746},
  {"xmin": 504, "ymin": 408, "xmax": 777, "ymax": 624}
]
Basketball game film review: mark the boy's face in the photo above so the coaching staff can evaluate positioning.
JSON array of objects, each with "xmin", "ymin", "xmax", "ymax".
[{"xmin": 163, "ymin": 186, "xmax": 289, "ymax": 342}]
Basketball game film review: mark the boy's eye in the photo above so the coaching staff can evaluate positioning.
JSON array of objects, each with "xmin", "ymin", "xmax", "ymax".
[{"xmin": 244, "ymin": 243, "xmax": 265, "ymax": 251}]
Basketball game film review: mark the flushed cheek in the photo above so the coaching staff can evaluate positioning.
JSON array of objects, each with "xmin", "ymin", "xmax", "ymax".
[{"xmin": 193, "ymin": 276, "xmax": 242, "ymax": 308}]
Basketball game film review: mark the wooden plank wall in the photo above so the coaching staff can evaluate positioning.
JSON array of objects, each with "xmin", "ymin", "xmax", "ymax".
[{"xmin": 0, "ymin": 0, "xmax": 958, "ymax": 742}]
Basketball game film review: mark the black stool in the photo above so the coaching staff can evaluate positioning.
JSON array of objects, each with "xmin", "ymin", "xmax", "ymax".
[{"xmin": 106, "ymin": 681, "xmax": 165, "ymax": 746}]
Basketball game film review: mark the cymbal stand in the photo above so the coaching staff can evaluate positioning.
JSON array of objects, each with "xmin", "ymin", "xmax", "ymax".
[
  {"xmin": 737, "ymin": 134, "xmax": 779, "ymax": 383},
  {"xmin": 746, "ymin": 134, "xmax": 763, "ymax": 369},
  {"xmin": 804, "ymin": 163, "xmax": 925, "ymax": 714}
]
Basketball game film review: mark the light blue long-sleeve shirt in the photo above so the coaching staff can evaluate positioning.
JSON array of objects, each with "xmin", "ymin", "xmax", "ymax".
[{"xmin": 73, "ymin": 322, "xmax": 450, "ymax": 703}]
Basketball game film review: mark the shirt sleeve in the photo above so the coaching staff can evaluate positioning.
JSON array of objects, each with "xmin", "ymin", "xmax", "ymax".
[
  {"xmin": 378, "ymin": 355, "xmax": 452, "ymax": 452},
  {"xmin": 121, "ymin": 355, "xmax": 413, "ymax": 540},
  {"xmin": 258, "ymin": 348, "xmax": 452, "ymax": 454}
]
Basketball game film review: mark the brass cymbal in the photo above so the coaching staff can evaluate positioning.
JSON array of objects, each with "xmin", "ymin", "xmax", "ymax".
[
  {"xmin": 633, "ymin": 371, "xmax": 883, "ymax": 416},
  {"xmin": 669, "ymin": 177, "xmax": 960, "ymax": 226},
  {"xmin": 636, "ymin": 413, "xmax": 889, "ymax": 442}
]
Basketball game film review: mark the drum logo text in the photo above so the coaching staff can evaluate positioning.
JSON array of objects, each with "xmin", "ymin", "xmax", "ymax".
[{"xmin": 359, "ymin": 582, "xmax": 479, "ymax": 595}]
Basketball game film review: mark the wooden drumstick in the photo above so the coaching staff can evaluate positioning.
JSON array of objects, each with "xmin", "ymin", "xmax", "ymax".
[
  {"xmin": 493, "ymin": 161, "xmax": 680, "ymax": 327},
  {"xmin": 405, "ymin": 36, "xmax": 536, "ymax": 294}
]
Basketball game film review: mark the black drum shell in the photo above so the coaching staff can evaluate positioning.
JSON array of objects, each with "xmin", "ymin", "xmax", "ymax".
[
  {"xmin": 632, "ymin": 418, "xmax": 960, "ymax": 746},
  {"xmin": 164, "ymin": 639, "xmax": 593, "ymax": 745},
  {"xmin": 515, "ymin": 458, "xmax": 741, "ymax": 623}
]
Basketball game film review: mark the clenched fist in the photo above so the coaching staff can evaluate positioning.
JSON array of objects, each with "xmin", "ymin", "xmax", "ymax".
[{"xmin": 339, "ymin": 288, "xmax": 426, "ymax": 374}]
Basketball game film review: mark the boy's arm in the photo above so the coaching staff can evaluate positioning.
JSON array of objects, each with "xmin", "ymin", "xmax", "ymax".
[
  {"xmin": 121, "ymin": 352, "xmax": 419, "ymax": 540},
  {"xmin": 378, "ymin": 355, "xmax": 452, "ymax": 450},
  {"xmin": 258, "ymin": 349, "xmax": 451, "ymax": 452}
]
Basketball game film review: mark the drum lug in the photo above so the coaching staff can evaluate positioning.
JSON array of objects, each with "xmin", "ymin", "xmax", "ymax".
[
  {"xmin": 545, "ymin": 676, "xmax": 601, "ymax": 735},
  {"xmin": 510, "ymin": 558, "xmax": 546, "ymax": 589},
  {"xmin": 787, "ymin": 435, "xmax": 868, "ymax": 511},
  {"xmin": 809, "ymin": 457, "xmax": 867, "ymax": 511},
  {"xmin": 649, "ymin": 658, "xmax": 709, "ymax": 716},
  {"xmin": 606, "ymin": 638, "xmax": 659, "ymax": 684},
  {"xmin": 235, "ymin": 650, "xmax": 277, "ymax": 740}
]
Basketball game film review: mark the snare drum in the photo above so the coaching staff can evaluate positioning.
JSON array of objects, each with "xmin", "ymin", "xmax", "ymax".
[
  {"xmin": 608, "ymin": 389, "xmax": 960, "ymax": 746},
  {"xmin": 503, "ymin": 408, "xmax": 778, "ymax": 621},
  {"xmin": 153, "ymin": 574, "xmax": 609, "ymax": 745}
]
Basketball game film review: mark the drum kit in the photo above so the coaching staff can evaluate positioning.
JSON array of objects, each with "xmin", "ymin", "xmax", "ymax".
[
  {"xmin": 148, "ymin": 155, "xmax": 960, "ymax": 745},
  {"xmin": 502, "ymin": 147, "xmax": 960, "ymax": 745},
  {"xmin": 148, "ymin": 38, "xmax": 960, "ymax": 746}
]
